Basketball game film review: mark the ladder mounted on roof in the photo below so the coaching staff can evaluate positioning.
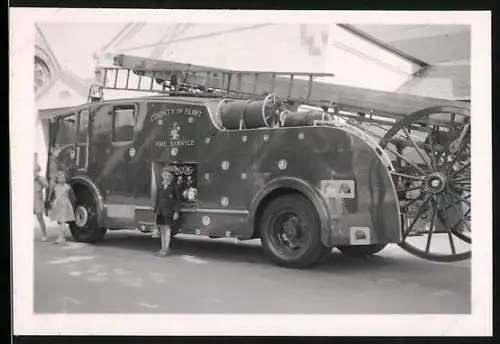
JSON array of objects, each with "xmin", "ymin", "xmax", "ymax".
[
  {"xmin": 93, "ymin": 54, "xmax": 334, "ymax": 102},
  {"xmin": 91, "ymin": 54, "xmax": 468, "ymax": 118}
]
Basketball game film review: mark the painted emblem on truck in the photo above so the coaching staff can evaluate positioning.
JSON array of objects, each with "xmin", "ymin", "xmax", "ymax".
[{"xmin": 320, "ymin": 180, "xmax": 355, "ymax": 199}]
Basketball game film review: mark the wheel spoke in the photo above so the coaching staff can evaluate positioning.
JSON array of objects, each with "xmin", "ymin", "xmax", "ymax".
[
  {"xmin": 391, "ymin": 172, "xmax": 424, "ymax": 181},
  {"xmin": 425, "ymin": 197, "xmax": 438, "ymax": 253},
  {"xmin": 440, "ymin": 113, "xmax": 458, "ymax": 164},
  {"xmin": 444, "ymin": 193, "xmax": 470, "ymax": 211},
  {"xmin": 449, "ymin": 113, "xmax": 456, "ymax": 134},
  {"xmin": 401, "ymin": 192, "xmax": 426, "ymax": 210},
  {"xmin": 445, "ymin": 126, "xmax": 470, "ymax": 175},
  {"xmin": 385, "ymin": 145, "xmax": 427, "ymax": 175},
  {"xmin": 453, "ymin": 176, "xmax": 471, "ymax": 182},
  {"xmin": 426, "ymin": 120, "xmax": 438, "ymax": 169},
  {"xmin": 451, "ymin": 208, "xmax": 471, "ymax": 232},
  {"xmin": 448, "ymin": 189, "xmax": 471, "ymax": 207},
  {"xmin": 398, "ymin": 185, "xmax": 422, "ymax": 193},
  {"xmin": 453, "ymin": 162, "xmax": 471, "ymax": 176},
  {"xmin": 403, "ymin": 128, "xmax": 433, "ymax": 170},
  {"xmin": 437, "ymin": 204, "xmax": 457, "ymax": 255},
  {"xmin": 445, "ymin": 194, "xmax": 471, "ymax": 232},
  {"xmin": 403, "ymin": 195, "xmax": 431, "ymax": 239},
  {"xmin": 452, "ymin": 184, "xmax": 471, "ymax": 193}
]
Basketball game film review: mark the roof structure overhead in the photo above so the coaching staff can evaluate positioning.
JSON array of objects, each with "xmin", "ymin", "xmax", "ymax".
[
  {"xmin": 349, "ymin": 24, "xmax": 470, "ymax": 64},
  {"xmin": 35, "ymin": 22, "xmax": 471, "ymax": 105},
  {"xmin": 347, "ymin": 24, "xmax": 470, "ymax": 100}
]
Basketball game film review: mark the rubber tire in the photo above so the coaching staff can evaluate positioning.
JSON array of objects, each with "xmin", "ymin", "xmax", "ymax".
[
  {"xmin": 260, "ymin": 194, "xmax": 330, "ymax": 268},
  {"xmin": 69, "ymin": 187, "xmax": 107, "ymax": 243},
  {"xmin": 336, "ymin": 244, "xmax": 386, "ymax": 257}
]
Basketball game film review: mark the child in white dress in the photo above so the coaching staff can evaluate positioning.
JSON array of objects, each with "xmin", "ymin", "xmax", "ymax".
[
  {"xmin": 48, "ymin": 171, "xmax": 76, "ymax": 244},
  {"xmin": 34, "ymin": 155, "xmax": 49, "ymax": 241}
]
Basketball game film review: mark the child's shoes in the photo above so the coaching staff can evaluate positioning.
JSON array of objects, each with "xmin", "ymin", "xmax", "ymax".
[
  {"xmin": 54, "ymin": 237, "xmax": 66, "ymax": 245},
  {"xmin": 156, "ymin": 249, "xmax": 169, "ymax": 257},
  {"xmin": 152, "ymin": 227, "xmax": 160, "ymax": 239}
]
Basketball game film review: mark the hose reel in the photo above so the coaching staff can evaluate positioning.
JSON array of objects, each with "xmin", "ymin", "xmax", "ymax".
[{"xmin": 218, "ymin": 94, "xmax": 286, "ymax": 130}]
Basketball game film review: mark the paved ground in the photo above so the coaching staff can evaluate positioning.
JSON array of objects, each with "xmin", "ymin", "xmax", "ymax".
[{"xmin": 34, "ymin": 222, "xmax": 471, "ymax": 314}]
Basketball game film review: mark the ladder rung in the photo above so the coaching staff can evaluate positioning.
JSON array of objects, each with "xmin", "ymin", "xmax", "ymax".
[
  {"xmin": 288, "ymin": 74, "xmax": 294, "ymax": 97},
  {"xmin": 226, "ymin": 73, "xmax": 232, "ymax": 94},
  {"xmin": 307, "ymin": 75, "xmax": 313, "ymax": 99},
  {"xmin": 125, "ymin": 69, "xmax": 130, "ymax": 88},
  {"xmin": 205, "ymin": 72, "xmax": 211, "ymax": 90},
  {"xmin": 137, "ymin": 73, "xmax": 142, "ymax": 90},
  {"xmin": 253, "ymin": 73, "xmax": 258, "ymax": 94},
  {"xmin": 150, "ymin": 72, "xmax": 155, "ymax": 90},
  {"xmin": 236, "ymin": 73, "xmax": 242, "ymax": 92}
]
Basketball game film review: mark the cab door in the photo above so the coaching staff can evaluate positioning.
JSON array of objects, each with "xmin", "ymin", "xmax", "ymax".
[
  {"xmin": 49, "ymin": 112, "xmax": 78, "ymax": 180},
  {"xmin": 107, "ymin": 103, "xmax": 138, "ymax": 200},
  {"xmin": 101, "ymin": 102, "xmax": 140, "ymax": 227}
]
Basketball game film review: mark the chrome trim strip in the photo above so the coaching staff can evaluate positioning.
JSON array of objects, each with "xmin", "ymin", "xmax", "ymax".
[
  {"xmin": 133, "ymin": 206, "xmax": 249, "ymax": 215},
  {"xmin": 185, "ymin": 208, "xmax": 249, "ymax": 214}
]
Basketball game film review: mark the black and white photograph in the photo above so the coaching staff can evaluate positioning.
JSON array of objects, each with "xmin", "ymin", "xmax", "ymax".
[{"xmin": 10, "ymin": 9, "xmax": 491, "ymax": 336}]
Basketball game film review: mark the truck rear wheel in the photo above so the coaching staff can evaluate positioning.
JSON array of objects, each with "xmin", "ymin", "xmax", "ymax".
[
  {"xmin": 336, "ymin": 244, "xmax": 386, "ymax": 257},
  {"xmin": 69, "ymin": 188, "xmax": 106, "ymax": 243},
  {"xmin": 260, "ymin": 194, "xmax": 329, "ymax": 268}
]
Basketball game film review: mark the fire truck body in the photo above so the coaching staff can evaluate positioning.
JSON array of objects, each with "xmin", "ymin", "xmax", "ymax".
[
  {"xmin": 38, "ymin": 55, "xmax": 471, "ymax": 267},
  {"xmin": 42, "ymin": 94, "xmax": 402, "ymax": 267}
]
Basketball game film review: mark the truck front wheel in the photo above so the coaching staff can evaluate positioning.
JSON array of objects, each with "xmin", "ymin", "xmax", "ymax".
[
  {"xmin": 260, "ymin": 194, "xmax": 330, "ymax": 268},
  {"xmin": 69, "ymin": 188, "xmax": 107, "ymax": 243}
]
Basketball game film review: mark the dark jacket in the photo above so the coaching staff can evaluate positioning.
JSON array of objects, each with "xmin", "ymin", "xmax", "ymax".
[{"xmin": 155, "ymin": 182, "xmax": 182, "ymax": 217}]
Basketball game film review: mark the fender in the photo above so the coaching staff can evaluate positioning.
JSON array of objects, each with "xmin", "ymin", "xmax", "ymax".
[
  {"xmin": 69, "ymin": 174, "xmax": 106, "ymax": 227},
  {"xmin": 249, "ymin": 176, "xmax": 334, "ymax": 247}
]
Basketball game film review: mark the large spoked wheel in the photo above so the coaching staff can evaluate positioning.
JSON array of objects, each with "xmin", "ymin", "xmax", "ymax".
[
  {"xmin": 260, "ymin": 194, "xmax": 330, "ymax": 268},
  {"xmin": 69, "ymin": 187, "xmax": 107, "ymax": 243},
  {"xmin": 379, "ymin": 106, "xmax": 471, "ymax": 262}
]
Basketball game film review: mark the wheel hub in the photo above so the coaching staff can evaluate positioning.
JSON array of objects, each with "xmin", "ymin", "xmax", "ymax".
[
  {"xmin": 282, "ymin": 217, "xmax": 300, "ymax": 239},
  {"xmin": 425, "ymin": 173, "xmax": 446, "ymax": 193},
  {"xmin": 74, "ymin": 205, "xmax": 89, "ymax": 227}
]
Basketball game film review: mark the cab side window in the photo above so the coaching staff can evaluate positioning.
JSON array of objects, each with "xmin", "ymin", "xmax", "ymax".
[
  {"xmin": 76, "ymin": 109, "xmax": 90, "ymax": 168},
  {"xmin": 55, "ymin": 114, "xmax": 77, "ymax": 148},
  {"xmin": 51, "ymin": 113, "xmax": 77, "ymax": 176},
  {"xmin": 112, "ymin": 107, "xmax": 135, "ymax": 143},
  {"xmin": 77, "ymin": 109, "xmax": 89, "ymax": 144}
]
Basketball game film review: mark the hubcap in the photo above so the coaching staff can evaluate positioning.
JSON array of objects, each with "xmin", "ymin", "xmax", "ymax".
[
  {"xmin": 75, "ymin": 205, "xmax": 89, "ymax": 227},
  {"xmin": 425, "ymin": 173, "xmax": 446, "ymax": 193},
  {"xmin": 283, "ymin": 217, "xmax": 300, "ymax": 239},
  {"xmin": 273, "ymin": 212, "xmax": 307, "ymax": 252}
]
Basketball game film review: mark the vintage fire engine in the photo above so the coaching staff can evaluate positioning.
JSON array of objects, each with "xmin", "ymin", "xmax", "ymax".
[{"xmin": 39, "ymin": 54, "xmax": 471, "ymax": 268}]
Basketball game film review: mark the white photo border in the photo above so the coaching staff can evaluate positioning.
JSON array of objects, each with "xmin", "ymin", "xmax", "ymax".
[{"xmin": 10, "ymin": 8, "xmax": 492, "ymax": 336}]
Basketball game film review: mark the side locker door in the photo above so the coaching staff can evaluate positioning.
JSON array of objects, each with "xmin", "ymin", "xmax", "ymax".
[{"xmin": 75, "ymin": 107, "xmax": 90, "ymax": 171}]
